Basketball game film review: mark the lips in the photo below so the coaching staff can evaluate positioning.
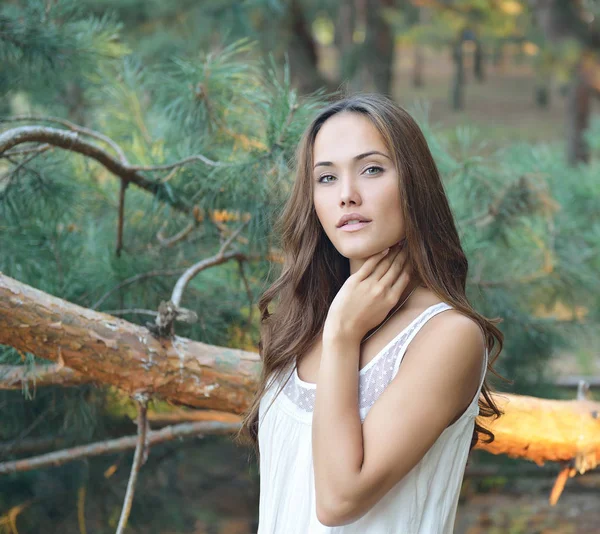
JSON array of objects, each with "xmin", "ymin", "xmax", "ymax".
[{"xmin": 336, "ymin": 213, "xmax": 372, "ymax": 228}]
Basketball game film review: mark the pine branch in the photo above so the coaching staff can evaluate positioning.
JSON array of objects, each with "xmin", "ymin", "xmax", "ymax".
[
  {"xmin": 1, "ymin": 116, "xmax": 128, "ymax": 164},
  {"xmin": 0, "ymin": 125, "xmax": 193, "ymax": 215}
]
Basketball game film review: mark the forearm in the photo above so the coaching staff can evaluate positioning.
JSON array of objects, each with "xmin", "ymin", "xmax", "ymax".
[{"xmin": 312, "ymin": 334, "xmax": 364, "ymax": 514}]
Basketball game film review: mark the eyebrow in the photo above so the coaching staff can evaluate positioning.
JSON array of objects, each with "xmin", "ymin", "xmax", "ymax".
[{"xmin": 313, "ymin": 150, "xmax": 391, "ymax": 169}]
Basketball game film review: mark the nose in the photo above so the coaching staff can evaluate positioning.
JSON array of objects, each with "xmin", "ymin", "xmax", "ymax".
[{"xmin": 339, "ymin": 176, "xmax": 362, "ymax": 207}]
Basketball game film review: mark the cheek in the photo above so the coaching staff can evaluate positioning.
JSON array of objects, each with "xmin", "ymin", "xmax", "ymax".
[{"xmin": 313, "ymin": 192, "xmax": 330, "ymax": 225}]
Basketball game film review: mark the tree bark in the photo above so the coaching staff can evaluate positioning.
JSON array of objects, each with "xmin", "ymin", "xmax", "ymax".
[
  {"xmin": 1, "ymin": 273, "xmax": 600, "ymax": 473},
  {"xmin": 0, "ymin": 273, "xmax": 261, "ymax": 413}
]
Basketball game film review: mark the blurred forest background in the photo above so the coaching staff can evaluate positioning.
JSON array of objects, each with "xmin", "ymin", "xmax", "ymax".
[{"xmin": 1, "ymin": 0, "xmax": 599, "ymax": 532}]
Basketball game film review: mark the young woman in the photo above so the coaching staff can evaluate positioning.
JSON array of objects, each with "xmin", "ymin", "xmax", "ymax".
[{"xmin": 236, "ymin": 93, "xmax": 504, "ymax": 533}]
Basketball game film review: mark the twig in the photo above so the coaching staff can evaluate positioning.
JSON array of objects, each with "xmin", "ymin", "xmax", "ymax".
[
  {"xmin": 214, "ymin": 219, "xmax": 249, "ymax": 245},
  {"xmin": 101, "ymin": 309, "xmax": 158, "ymax": 317},
  {"xmin": 171, "ymin": 221, "xmax": 249, "ymax": 308},
  {"xmin": 129, "ymin": 154, "xmax": 230, "ymax": 171},
  {"xmin": 273, "ymin": 102, "xmax": 299, "ymax": 147},
  {"xmin": 0, "ymin": 420, "xmax": 241, "ymax": 475},
  {"xmin": 115, "ymin": 394, "xmax": 148, "ymax": 534},
  {"xmin": 116, "ymin": 180, "xmax": 128, "ymax": 257},
  {"xmin": 2, "ymin": 143, "xmax": 52, "ymax": 157},
  {"xmin": 237, "ymin": 258, "xmax": 255, "ymax": 328},
  {"xmin": 156, "ymin": 221, "xmax": 197, "ymax": 248},
  {"xmin": 0, "ymin": 436, "xmax": 67, "ymax": 457},
  {"xmin": 0, "ymin": 144, "xmax": 52, "ymax": 181},
  {"xmin": 92, "ymin": 269, "xmax": 187, "ymax": 310},
  {"xmin": 1, "ymin": 115, "xmax": 128, "ymax": 164}
]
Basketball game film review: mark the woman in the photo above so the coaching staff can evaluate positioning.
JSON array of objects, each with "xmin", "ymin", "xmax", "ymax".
[{"xmin": 236, "ymin": 93, "xmax": 505, "ymax": 533}]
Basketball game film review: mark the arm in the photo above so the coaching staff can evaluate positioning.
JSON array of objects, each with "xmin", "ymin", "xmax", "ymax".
[{"xmin": 312, "ymin": 311, "xmax": 485, "ymax": 527}]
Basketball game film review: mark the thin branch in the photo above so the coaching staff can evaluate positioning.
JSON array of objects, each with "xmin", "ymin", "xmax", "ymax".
[
  {"xmin": 101, "ymin": 309, "xmax": 158, "ymax": 317},
  {"xmin": 0, "ymin": 144, "xmax": 52, "ymax": 181},
  {"xmin": 0, "ymin": 420, "xmax": 241, "ymax": 475},
  {"xmin": 237, "ymin": 258, "xmax": 255, "ymax": 328},
  {"xmin": 171, "ymin": 221, "xmax": 249, "ymax": 308},
  {"xmin": 156, "ymin": 220, "xmax": 197, "ymax": 248},
  {"xmin": 116, "ymin": 394, "xmax": 148, "ymax": 534},
  {"xmin": 0, "ymin": 436, "xmax": 67, "ymax": 457},
  {"xmin": 2, "ymin": 144, "xmax": 53, "ymax": 157},
  {"xmin": 0, "ymin": 125, "xmax": 192, "ymax": 215},
  {"xmin": 214, "ymin": 219, "xmax": 249, "ymax": 245},
  {"xmin": 91, "ymin": 268, "xmax": 187, "ymax": 310},
  {"xmin": 1, "ymin": 115, "xmax": 128, "ymax": 164},
  {"xmin": 273, "ymin": 102, "xmax": 299, "ymax": 147},
  {"xmin": 116, "ymin": 180, "xmax": 128, "ymax": 257},
  {"xmin": 129, "ymin": 154, "xmax": 229, "ymax": 171}
]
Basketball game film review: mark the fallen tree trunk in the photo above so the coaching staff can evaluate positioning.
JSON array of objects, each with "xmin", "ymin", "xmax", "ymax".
[
  {"xmin": 1, "ymin": 273, "xmax": 599, "ymax": 472},
  {"xmin": 0, "ymin": 273, "xmax": 261, "ymax": 413}
]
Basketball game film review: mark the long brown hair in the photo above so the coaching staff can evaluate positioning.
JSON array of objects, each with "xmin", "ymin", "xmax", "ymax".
[{"xmin": 234, "ymin": 93, "xmax": 506, "ymax": 459}]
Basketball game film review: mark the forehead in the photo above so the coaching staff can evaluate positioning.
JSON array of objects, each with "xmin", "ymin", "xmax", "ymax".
[{"xmin": 313, "ymin": 112, "xmax": 387, "ymax": 164}]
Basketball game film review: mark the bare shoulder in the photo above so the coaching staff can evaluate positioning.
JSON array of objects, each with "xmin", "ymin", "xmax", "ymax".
[{"xmin": 402, "ymin": 306, "xmax": 486, "ymax": 392}]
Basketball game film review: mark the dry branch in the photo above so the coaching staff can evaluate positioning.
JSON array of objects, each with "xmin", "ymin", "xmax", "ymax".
[
  {"xmin": 0, "ymin": 420, "xmax": 240, "ymax": 475},
  {"xmin": 170, "ymin": 222, "xmax": 249, "ymax": 307},
  {"xmin": 116, "ymin": 395, "xmax": 148, "ymax": 534}
]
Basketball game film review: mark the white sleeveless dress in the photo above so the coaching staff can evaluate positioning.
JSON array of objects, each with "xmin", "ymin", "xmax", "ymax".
[{"xmin": 257, "ymin": 302, "xmax": 488, "ymax": 533}]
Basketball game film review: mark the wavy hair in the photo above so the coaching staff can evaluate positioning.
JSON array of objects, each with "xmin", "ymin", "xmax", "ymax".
[{"xmin": 234, "ymin": 93, "xmax": 506, "ymax": 460}]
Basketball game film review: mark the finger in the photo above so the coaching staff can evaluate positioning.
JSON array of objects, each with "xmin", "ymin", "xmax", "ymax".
[
  {"xmin": 379, "ymin": 247, "xmax": 408, "ymax": 285},
  {"xmin": 355, "ymin": 247, "xmax": 391, "ymax": 281},
  {"xmin": 372, "ymin": 244, "xmax": 403, "ymax": 281},
  {"xmin": 389, "ymin": 260, "xmax": 412, "ymax": 293}
]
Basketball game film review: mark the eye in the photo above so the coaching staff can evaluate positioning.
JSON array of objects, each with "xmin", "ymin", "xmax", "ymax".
[
  {"xmin": 364, "ymin": 165, "xmax": 383, "ymax": 175},
  {"xmin": 317, "ymin": 174, "xmax": 336, "ymax": 184}
]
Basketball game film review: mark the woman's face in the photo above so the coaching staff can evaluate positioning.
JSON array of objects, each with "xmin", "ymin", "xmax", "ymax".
[{"xmin": 312, "ymin": 111, "xmax": 405, "ymax": 262}]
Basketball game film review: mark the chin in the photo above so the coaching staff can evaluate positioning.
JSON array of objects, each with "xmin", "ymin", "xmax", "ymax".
[{"xmin": 337, "ymin": 243, "xmax": 384, "ymax": 260}]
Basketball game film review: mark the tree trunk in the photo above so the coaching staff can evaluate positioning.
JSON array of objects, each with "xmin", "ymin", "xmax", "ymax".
[
  {"xmin": 413, "ymin": 45, "xmax": 424, "ymax": 88},
  {"xmin": 491, "ymin": 41, "xmax": 504, "ymax": 68},
  {"xmin": 451, "ymin": 39, "xmax": 465, "ymax": 110},
  {"xmin": 535, "ymin": 83, "xmax": 550, "ymax": 109},
  {"xmin": 365, "ymin": 0, "xmax": 395, "ymax": 95},
  {"xmin": 473, "ymin": 38, "xmax": 485, "ymax": 83},
  {"xmin": 566, "ymin": 61, "xmax": 591, "ymax": 165},
  {"xmin": 286, "ymin": 0, "xmax": 337, "ymax": 95},
  {"xmin": 1, "ymin": 273, "xmax": 600, "ymax": 473}
]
